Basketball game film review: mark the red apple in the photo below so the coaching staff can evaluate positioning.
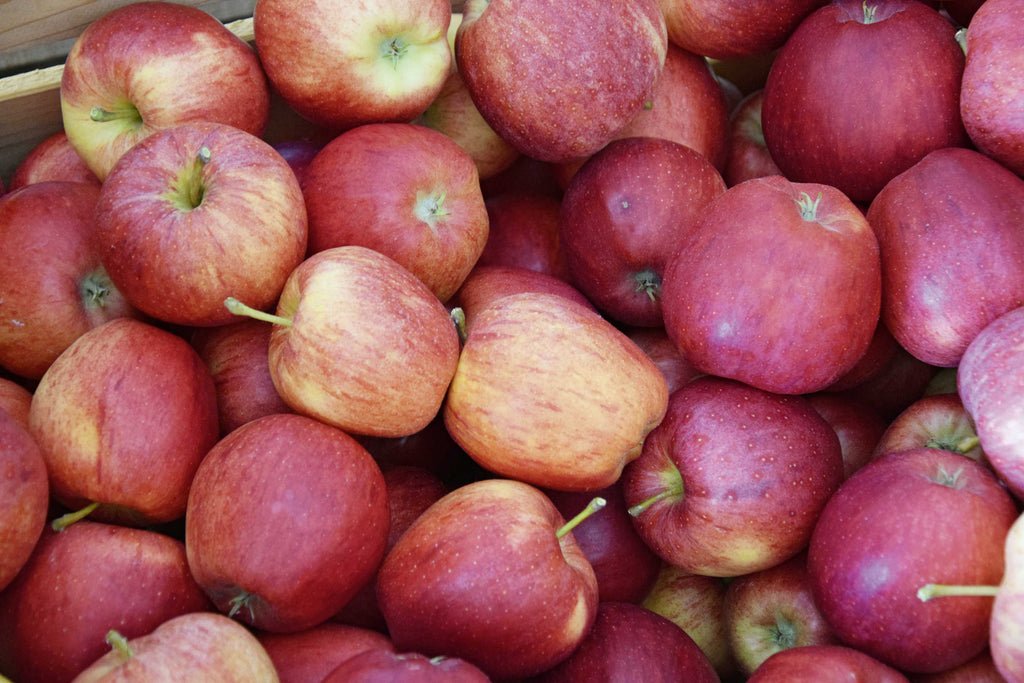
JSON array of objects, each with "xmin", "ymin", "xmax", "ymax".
[
  {"xmin": 323, "ymin": 650, "xmax": 490, "ymax": 682},
  {"xmin": 72, "ymin": 612, "xmax": 278, "ymax": 682},
  {"xmin": 185, "ymin": 413, "xmax": 390, "ymax": 634},
  {"xmin": 0, "ymin": 410, "xmax": 48, "ymax": 593},
  {"xmin": 190, "ymin": 320, "xmax": 294, "ymax": 437},
  {"xmin": 805, "ymin": 392, "xmax": 889, "ymax": 479},
  {"xmin": 257, "ymin": 622, "xmax": 396, "ymax": 683},
  {"xmin": 960, "ymin": 0, "xmax": 1024, "ymax": 178},
  {"xmin": 376, "ymin": 478, "xmax": 600, "ymax": 680},
  {"xmin": 254, "ymin": 0, "xmax": 452, "ymax": 131},
  {"xmin": 661, "ymin": 175, "xmax": 882, "ymax": 395},
  {"xmin": 867, "ymin": 146, "xmax": 1024, "ymax": 368},
  {"xmin": 747, "ymin": 645, "xmax": 910, "ymax": 682},
  {"xmin": 94, "ymin": 121, "xmax": 308, "ymax": 327},
  {"xmin": 0, "ymin": 377, "xmax": 32, "ymax": 431},
  {"xmin": 559, "ymin": 136, "xmax": 727, "ymax": 328},
  {"xmin": 227, "ymin": 245, "xmax": 461, "ymax": 439},
  {"xmin": 479, "ymin": 154, "xmax": 564, "ymax": 200},
  {"xmin": 833, "ymin": 337, "xmax": 939, "ymax": 422},
  {"xmin": 911, "ymin": 649, "xmax": 1007, "ymax": 683},
  {"xmin": 531, "ymin": 601, "xmax": 720, "ymax": 682},
  {"xmin": 724, "ymin": 89, "xmax": 783, "ymax": 187},
  {"xmin": 625, "ymin": 326, "xmax": 703, "ymax": 396},
  {"xmin": 272, "ymin": 138, "xmax": 323, "ymax": 187},
  {"xmin": 0, "ymin": 181, "xmax": 136, "ymax": 380},
  {"xmin": 455, "ymin": 0, "xmax": 667, "ymax": 163},
  {"xmin": 8, "ymin": 131, "xmax": 100, "ymax": 191},
  {"xmin": 957, "ymin": 304, "xmax": 1024, "ymax": 499},
  {"xmin": 0, "ymin": 521, "xmax": 212, "ymax": 683},
  {"xmin": 302, "ymin": 122, "xmax": 488, "ymax": 302},
  {"xmin": 872, "ymin": 393, "xmax": 984, "ymax": 463},
  {"xmin": 622, "ymin": 375, "xmax": 844, "ymax": 577},
  {"xmin": 60, "ymin": 1, "xmax": 269, "ymax": 180},
  {"xmin": 473, "ymin": 191, "xmax": 568, "ymax": 281},
  {"xmin": 355, "ymin": 412, "xmax": 469, "ymax": 480},
  {"xmin": 990, "ymin": 512, "xmax": 1024, "ymax": 683},
  {"xmin": 28, "ymin": 318, "xmax": 219, "ymax": 527},
  {"xmin": 807, "ymin": 448, "xmax": 1018, "ymax": 673},
  {"xmin": 761, "ymin": 0, "xmax": 969, "ymax": 204},
  {"xmin": 443, "ymin": 292, "xmax": 669, "ymax": 491}
]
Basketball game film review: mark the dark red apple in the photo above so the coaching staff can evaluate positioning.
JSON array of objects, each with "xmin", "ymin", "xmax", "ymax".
[
  {"xmin": 0, "ymin": 377, "xmax": 32, "ymax": 431},
  {"xmin": 625, "ymin": 326, "xmax": 703, "ymax": 396},
  {"xmin": 257, "ymin": 622, "xmax": 396, "ymax": 683},
  {"xmin": 323, "ymin": 650, "xmax": 491, "ymax": 682},
  {"xmin": 0, "ymin": 410, "xmax": 48, "ymax": 593},
  {"xmin": 747, "ymin": 645, "xmax": 910, "ymax": 682},
  {"xmin": 806, "ymin": 392, "xmax": 889, "ymax": 479},
  {"xmin": 724, "ymin": 89, "xmax": 783, "ymax": 187},
  {"xmin": 473, "ymin": 191, "xmax": 568, "ymax": 281}
]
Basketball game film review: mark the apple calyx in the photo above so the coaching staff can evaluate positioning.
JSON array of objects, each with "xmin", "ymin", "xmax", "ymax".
[
  {"xmin": 381, "ymin": 36, "xmax": 410, "ymax": 69},
  {"xmin": 926, "ymin": 434, "xmax": 981, "ymax": 455},
  {"xmin": 89, "ymin": 103, "xmax": 142, "ymax": 126},
  {"xmin": 917, "ymin": 583, "xmax": 1000, "ymax": 601},
  {"xmin": 80, "ymin": 269, "xmax": 115, "ymax": 308},
  {"xmin": 166, "ymin": 146, "xmax": 212, "ymax": 212},
  {"xmin": 861, "ymin": 1, "xmax": 878, "ymax": 24},
  {"xmin": 227, "ymin": 590, "xmax": 258, "ymax": 621},
  {"xmin": 634, "ymin": 269, "xmax": 662, "ymax": 303},
  {"xmin": 224, "ymin": 297, "xmax": 293, "ymax": 327},
  {"xmin": 794, "ymin": 192, "xmax": 823, "ymax": 222},
  {"xmin": 105, "ymin": 629, "xmax": 134, "ymax": 661},
  {"xmin": 51, "ymin": 501, "xmax": 101, "ymax": 531},
  {"xmin": 414, "ymin": 191, "xmax": 450, "ymax": 235},
  {"xmin": 931, "ymin": 464, "xmax": 966, "ymax": 489},
  {"xmin": 556, "ymin": 496, "xmax": 607, "ymax": 539},
  {"xmin": 768, "ymin": 613, "xmax": 798, "ymax": 649}
]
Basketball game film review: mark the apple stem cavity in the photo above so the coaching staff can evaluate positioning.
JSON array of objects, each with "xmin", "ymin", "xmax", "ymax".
[
  {"xmin": 917, "ymin": 583, "xmax": 999, "ymax": 601},
  {"xmin": 795, "ymin": 192, "xmax": 823, "ymax": 221},
  {"xmin": 224, "ymin": 297, "xmax": 293, "ymax": 327},
  {"xmin": 634, "ymin": 269, "xmax": 662, "ymax": 303},
  {"xmin": 51, "ymin": 501, "xmax": 101, "ymax": 531},
  {"xmin": 556, "ymin": 496, "xmax": 607, "ymax": 539},
  {"xmin": 105, "ymin": 629, "xmax": 134, "ymax": 660}
]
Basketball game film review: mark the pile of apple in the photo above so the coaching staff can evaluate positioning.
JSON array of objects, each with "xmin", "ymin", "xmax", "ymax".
[{"xmin": 1, "ymin": 0, "xmax": 1023, "ymax": 680}]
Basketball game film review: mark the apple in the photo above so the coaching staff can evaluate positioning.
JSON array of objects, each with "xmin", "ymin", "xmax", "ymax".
[
  {"xmin": 625, "ymin": 326, "xmax": 703, "ymax": 396},
  {"xmin": 867, "ymin": 146, "xmax": 1024, "ymax": 368},
  {"xmin": 323, "ymin": 650, "xmax": 490, "ymax": 682},
  {"xmin": 225, "ymin": 245, "xmax": 461, "ymax": 439},
  {"xmin": 957, "ymin": 304, "xmax": 1024, "ymax": 499},
  {"xmin": 8, "ymin": 131, "xmax": 100, "ymax": 190},
  {"xmin": 301, "ymin": 122, "xmax": 488, "ymax": 303},
  {"xmin": 257, "ymin": 622, "xmax": 396, "ymax": 683},
  {"xmin": 807, "ymin": 448, "xmax": 1018, "ymax": 673},
  {"xmin": 185, "ymin": 413, "xmax": 390, "ymax": 634},
  {"xmin": 911, "ymin": 649, "xmax": 1006, "ymax": 683},
  {"xmin": 832, "ymin": 335, "xmax": 939, "ymax": 421},
  {"xmin": 443, "ymin": 291, "xmax": 668, "ymax": 491},
  {"xmin": 543, "ymin": 481, "xmax": 663, "ymax": 604},
  {"xmin": 28, "ymin": 317, "xmax": 219, "ymax": 527},
  {"xmin": 60, "ymin": 1, "xmax": 269, "ymax": 180},
  {"xmin": 960, "ymin": 0, "xmax": 1024, "ymax": 178},
  {"xmin": 376, "ymin": 478, "xmax": 601, "ymax": 680},
  {"xmin": 190, "ymin": 320, "xmax": 294, "ymax": 437},
  {"xmin": 621, "ymin": 375, "xmax": 844, "ymax": 577},
  {"xmin": 658, "ymin": 0, "xmax": 824, "ymax": 60},
  {"xmin": 455, "ymin": 0, "xmax": 667, "ymax": 164},
  {"xmin": 531, "ymin": 601, "xmax": 721, "ymax": 682},
  {"xmin": 872, "ymin": 393, "xmax": 984, "ymax": 463},
  {"xmin": 640, "ymin": 565, "xmax": 735, "ymax": 677},
  {"xmin": 0, "ymin": 181, "xmax": 136, "ymax": 380},
  {"xmin": 94, "ymin": 121, "xmax": 308, "ymax": 328},
  {"xmin": 559, "ymin": 136, "xmax": 727, "ymax": 328},
  {"xmin": 355, "ymin": 412, "xmax": 470, "ymax": 481},
  {"xmin": 0, "ymin": 521, "xmax": 212, "ymax": 683},
  {"xmin": 761, "ymin": 0, "xmax": 969, "ymax": 204},
  {"xmin": 661, "ymin": 175, "xmax": 882, "ymax": 395},
  {"xmin": 0, "ymin": 410, "xmax": 48, "ymax": 593},
  {"xmin": 272, "ymin": 138, "xmax": 323, "ymax": 187},
  {"xmin": 254, "ymin": 0, "xmax": 451, "ymax": 131},
  {"xmin": 805, "ymin": 392, "xmax": 889, "ymax": 479},
  {"xmin": 0, "ymin": 377, "xmax": 32, "ymax": 431},
  {"xmin": 724, "ymin": 90, "xmax": 784, "ymax": 187},
  {"xmin": 479, "ymin": 154, "xmax": 564, "ymax": 200},
  {"xmin": 473, "ymin": 191, "xmax": 568, "ymax": 281},
  {"xmin": 72, "ymin": 612, "xmax": 278, "ymax": 682},
  {"xmin": 723, "ymin": 553, "xmax": 838, "ymax": 676},
  {"xmin": 746, "ymin": 645, "xmax": 910, "ymax": 682}
]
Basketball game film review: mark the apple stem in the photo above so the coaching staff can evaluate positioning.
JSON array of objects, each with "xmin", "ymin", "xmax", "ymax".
[
  {"xmin": 955, "ymin": 28, "xmax": 968, "ymax": 56},
  {"xmin": 629, "ymin": 486, "xmax": 680, "ymax": 517},
  {"xmin": 224, "ymin": 297, "xmax": 293, "ymax": 327},
  {"xmin": 105, "ymin": 629, "xmax": 134, "ymax": 660},
  {"xmin": 51, "ymin": 501, "xmax": 101, "ymax": 531},
  {"xmin": 198, "ymin": 146, "xmax": 212, "ymax": 165},
  {"xmin": 450, "ymin": 307, "xmax": 467, "ymax": 344},
  {"xmin": 926, "ymin": 435, "xmax": 981, "ymax": 455},
  {"xmin": 795, "ymin": 192, "xmax": 823, "ymax": 221},
  {"xmin": 89, "ymin": 105, "xmax": 141, "ymax": 123},
  {"xmin": 556, "ymin": 497, "xmax": 607, "ymax": 539},
  {"xmin": 917, "ymin": 583, "xmax": 999, "ymax": 601}
]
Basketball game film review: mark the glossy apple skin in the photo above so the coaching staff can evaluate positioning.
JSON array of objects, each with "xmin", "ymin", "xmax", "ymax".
[
  {"xmin": 747, "ymin": 645, "xmax": 910, "ymax": 682},
  {"xmin": 376, "ymin": 479, "xmax": 599, "ymax": 681},
  {"xmin": 724, "ymin": 90, "xmax": 783, "ymax": 187},
  {"xmin": 324, "ymin": 650, "xmax": 491, "ymax": 682},
  {"xmin": 29, "ymin": 318, "xmax": 219, "ymax": 526},
  {"xmin": 72, "ymin": 612, "xmax": 279, "ymax": 683},
  {"xmin": 0, "ymin": 410, "xmax": 48, "ymax": 593},
  {"xmin": 960, "ymin": 0, "xmax": 1024, "ymax": 178},
  {"xmin": 622, "ymin": 375, "xmax": 844, "ymax": 577},
  {"xmin": 8, "ymin": 131, "xmax": 100, "ymax": 190},
  {"xmin": 867, "ymin": 147, "xmax": 1024, "ymax": 368},
  {"xmin": 444, "ymin": 292, "xmax": 669, "ymax": 491},
  {"xmin": 95, "ymin": 121, "xmax": 308, "ymax": 327},
  {"xmin": 60, "ymin": 1, "xmax": 269, "ymax": 180},
  {"xmin": 302, "ymin": 123, "xmax": 487, "ymax": 303},
  {"xmin": 957, "ymin": 305, "xmax": 1024, "ymax": 499},
  {"xmin": 872, "ymin": 393, "xmax": 984, "ymax": 463},
  {"xmin": 0, "ymin": 521, "xmax": 213, "ymax": 683},
  {"xmin": 185, "ymin": 413, "xmax": 389, "ymax": 634},
  {"xmin": 257, "ymin": 622, "xmax": 396, "ymax": 683},
  {"xmin": 532, "ymin": 601, "xmax": 720, "ymax": 683},
  {"xmin": 254, "ymin": 0, "xmax": 451, "ymax": 131},
  {"xmin": 0, "ymin": 181, "xmax": 136, "ymax": 380},
  {"xmin": 807, "ymin": 448, "xmax": 1018, "ymax": 673},
  {"xmin": 559, "ymin": 137, "xmax": 727, "ymax": 328},
  {"xmin": 474, "ymin": 191, "xmax": 568, "ymax": 281},
  {"xmin": 661, "ymin": 175, "xmax": 882, "ymax": 395},
  {"xmin": 268, "ymin": 246, "xmax": 461, "ymax": 439},
  {"xmin": 761, "ymin": 0, "xmax": 969, "ymax": 204},
  {"xmin": 456, "ymin": 0, "xmax": 667, "ymax": 163}
]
